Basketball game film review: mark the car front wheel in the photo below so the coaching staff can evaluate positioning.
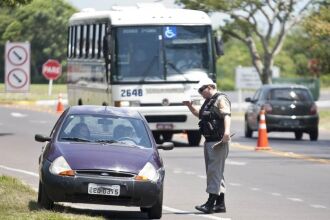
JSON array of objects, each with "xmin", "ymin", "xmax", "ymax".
[
  {"xmin": 37, "ymin": 181, "xmax": 54, "ymax": 210},
  {"xmin": 146, "ymin": 188, "xmax": 163, "ymax": 219}
]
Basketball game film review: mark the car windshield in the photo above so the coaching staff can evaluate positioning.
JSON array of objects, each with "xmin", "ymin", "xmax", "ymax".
[
  {"xmin": 269, "ymin": 88, "xmax": 312, "ymax": 102},
  {"xmin": 113, "ymin": 25, "xmax": 213, "ymax": 83},
  {"xmin": 58, "ymin": 114, "xmax": 152, "ymax": 148}
]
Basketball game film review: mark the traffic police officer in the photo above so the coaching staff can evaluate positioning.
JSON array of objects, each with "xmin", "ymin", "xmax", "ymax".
[{"xmin": 183, "ymin": 77, "xmax": 231, "ymax": 214}]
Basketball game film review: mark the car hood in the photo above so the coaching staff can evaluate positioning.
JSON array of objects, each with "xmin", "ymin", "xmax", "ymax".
[{"xmin": 52, "ymin": 142, "xmax": 154, "ymax": 174}]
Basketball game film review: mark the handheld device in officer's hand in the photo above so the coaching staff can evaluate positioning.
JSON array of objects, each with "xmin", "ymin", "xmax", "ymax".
[{"xmin": 211, "ymin": 133, "xmax": 235, "ymax": 149}]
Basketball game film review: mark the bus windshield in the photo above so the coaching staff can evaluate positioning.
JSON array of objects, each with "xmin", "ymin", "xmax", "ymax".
[{"xmin": 113, "ymin": 26, "xmax": 213, "ymax": 83}]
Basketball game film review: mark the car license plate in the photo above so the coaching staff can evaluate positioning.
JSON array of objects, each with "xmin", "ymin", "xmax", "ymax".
[
  {"xmin": 88, "ymin": 183, "xmax": 120, "ymax": 196},
  {"xmin": 156, "ymin": 123, "xmax": 173, "ymax": 130},
  {"xmin": 282, "ymin": 120, "xmax": 299, "ymax": 126}
]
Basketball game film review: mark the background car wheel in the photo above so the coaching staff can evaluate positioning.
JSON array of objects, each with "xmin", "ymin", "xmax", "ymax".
[
  {"xmin": 187, "ymin": 130, "xmax": 201, "ymax": 146},
  {"xmin": 37, "ymin": 181, "xmax": 54, "ymax": 210},
  {"xmin": 294, "ymin": 131, "xmax": 303, "ymax": 140},
  {"xmin": 309, "ymin": 128, "xmax": 318, "ymax": 141},
  {"xmin": 245, "ymin": 120, "xmax": 253, "ymax": 138},
  {"xmin": 152, "ymin": 131, "xmax": 162, "ymax": 144},
  {"xmin": 146, "ymin": 188, "xmax": 163, "ymax": 219},
  {"xmin": 162, "ymin": 132, "xmax": 173, "ymax": 142}
]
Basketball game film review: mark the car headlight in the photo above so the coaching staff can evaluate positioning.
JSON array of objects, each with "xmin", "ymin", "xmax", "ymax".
[
  {"xmin": 49, "ymin": 156, "xmax": 75, "ymax": 176},
  {"xmin": 135, "ymin": 162, "xmax": 159, "ymax": 182}
]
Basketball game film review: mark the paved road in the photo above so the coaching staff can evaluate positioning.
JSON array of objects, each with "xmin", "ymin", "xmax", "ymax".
[{"xmin": 1, "ymin": 105, "xmax": 330, "ymax": 219}]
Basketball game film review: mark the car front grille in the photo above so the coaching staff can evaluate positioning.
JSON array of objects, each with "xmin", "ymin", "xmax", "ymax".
[{"xmin": 75, "ymin": 170, "xmax": 135, "ymax": 178}]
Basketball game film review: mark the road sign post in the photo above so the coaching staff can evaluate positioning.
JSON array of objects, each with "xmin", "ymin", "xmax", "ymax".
[{"xmin": 42, "ymin": 59, "xmax": 62, "ymax": 96}]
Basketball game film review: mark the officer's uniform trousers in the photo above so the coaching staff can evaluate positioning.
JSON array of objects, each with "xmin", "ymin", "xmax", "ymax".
[{"xmin": 204, "ymin": 141, "xmax": 229, "ymax": 195}]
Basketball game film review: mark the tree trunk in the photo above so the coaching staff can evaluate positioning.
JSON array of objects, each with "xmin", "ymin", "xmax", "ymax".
[{"xmin": 262, "ymin": 54, "xmax": 273, "ymax": 84}]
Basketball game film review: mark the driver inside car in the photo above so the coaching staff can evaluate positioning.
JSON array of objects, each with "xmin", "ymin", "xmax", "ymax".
[{"xmin": 113, "ymin": 125, "xmax": 140, "ymax": 144}]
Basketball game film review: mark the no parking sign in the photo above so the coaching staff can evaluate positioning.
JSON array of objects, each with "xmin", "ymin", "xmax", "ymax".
[{"xmin": 5, "ymin": 42, "xmax": 30, "ymax": 92}]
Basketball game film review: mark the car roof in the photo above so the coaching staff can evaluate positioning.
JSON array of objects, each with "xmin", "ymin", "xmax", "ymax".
[
  {"xmin": 67, "ymin": 105, "xmax": 144, "ymax": 119},
  {"xmin": 261, "ymin": 84, "xmax": 308, "ymax": 90}
]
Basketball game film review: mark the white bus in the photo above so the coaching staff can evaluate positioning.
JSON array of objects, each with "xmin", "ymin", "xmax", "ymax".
[{"xmin": 67, "ymin": 3, "xmax": 222, "ymax": 145}]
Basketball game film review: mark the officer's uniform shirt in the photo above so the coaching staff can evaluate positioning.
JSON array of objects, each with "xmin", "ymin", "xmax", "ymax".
[{"xmin": 214, "ymin": 94, "xmax": 231, "ymax": 118}]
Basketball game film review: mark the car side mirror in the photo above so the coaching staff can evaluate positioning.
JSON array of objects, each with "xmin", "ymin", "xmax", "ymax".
[
  {"xmin": 245, "ymin": 97, "xmax": 252, "ymax": 102},
  {"xmin": 157, "ymin": 142, "xmax": 174, "ymax": 150},
  {"xmin": 35, "ymin": 134, "xmax": 51, "ymax": 142},
  {"xmin": 214, "ymin": 36, "xmax": 224, "ymax": 57}
]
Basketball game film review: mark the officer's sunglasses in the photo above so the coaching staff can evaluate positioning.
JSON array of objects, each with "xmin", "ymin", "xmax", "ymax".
[{"xmin": 198, "ymin": 85, "xmax": 208, "ymax": 94}]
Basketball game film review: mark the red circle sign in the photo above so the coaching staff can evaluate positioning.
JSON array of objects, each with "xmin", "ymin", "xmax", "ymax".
[{"xmin": 42, "ymin": 59, "xmax": 62, "ymax": 80}]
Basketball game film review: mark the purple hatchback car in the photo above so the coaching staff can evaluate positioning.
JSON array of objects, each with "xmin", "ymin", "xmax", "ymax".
[{"xmin": 35, "ymin": 105, "xmax": 173, "ymax": 219}]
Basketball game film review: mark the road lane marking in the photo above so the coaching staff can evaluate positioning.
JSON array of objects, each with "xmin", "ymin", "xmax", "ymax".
[
  {"xmin": 11, "ymin": 112, "xmax": 27, "ymax": 118},
  {"xmin": 226, "ymin": 159, "xmax": 246, "ymax": 166},
  {"xmin": 310, "ymin": 204, "xmax": 327, "ymax": 209},
  {"xmin": 163, "ymin": 205, "xmax": 231, "ymax": 220},
  {"xmin": 231, "ymin": 142, "xmax": 330, "ymax": 164},
  {"xmin": 250, "ymin": 187, "xmax": 261, "ymax": 191},
  {"xmin": 228, "ymin": 182, "xmax": 241, "ymax": 187},
  {"xmin": 271, "ymin": 192, "xmax": 282, "ymax": 196},
  {"xmin": 0, "ymin": 165, "xmax": 38, "ymax": 177},
  {"xmin": 287, "ymin": 197, "xmax": 303, "ymax": 202},
  {"xmin": 173, "ymin": 169, "xmax": 183, "ymax": 174},
  {"xmin": 29, "ymin": 120, "xmax": 49, "ymax": 124}
]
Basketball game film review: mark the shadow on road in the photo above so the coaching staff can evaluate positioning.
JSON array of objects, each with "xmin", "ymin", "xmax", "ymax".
[{"xmin": 0, "ymin": 133, "xmax": 14, "ymax": 137}]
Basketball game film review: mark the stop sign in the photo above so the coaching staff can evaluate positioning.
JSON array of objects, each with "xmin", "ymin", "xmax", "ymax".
[{"xmin": 42, "ymin": 59, "xmax": 62, "ymax": 80}]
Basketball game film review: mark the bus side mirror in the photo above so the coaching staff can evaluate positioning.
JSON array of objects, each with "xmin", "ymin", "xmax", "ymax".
[{"xmin": 214, "ymin": 36, "xmax": 224, "ymax": 57}]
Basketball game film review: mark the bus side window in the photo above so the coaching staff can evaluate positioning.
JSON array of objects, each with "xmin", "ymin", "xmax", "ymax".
[
  {"xmin": 85, "ymin": 25, "xmax": 90, "ymax": 59},
  {"xmin": 95, "ymin": 24, "xmax": 99, "ymax": 59},
  {"xmin": 74, "ymin": 25, "xmax": 79, "ymax": 58},
  {"xmin": 67, "ymin": 27, "xmax": 71, "ymax": 58},
  {"xmin": 80, "ymin": 25, "xmax": 85, "ymax": 58},
  {"xmin": 91, "ymin": 24, "xmax": 96, "ymax": 59},
  {"xmin": 97, "ymin": 24, "xmax": 103, "ymax": 59},
  {"xmin": 100, "ymin": 23, "xmax": 106, "ymax": 59}
]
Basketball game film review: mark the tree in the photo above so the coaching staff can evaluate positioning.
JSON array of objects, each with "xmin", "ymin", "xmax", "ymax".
[
  {"xmin": 303, "ymin": 3, "xmax": 330, "ymax": 75},
  {"xmin": 176, "ymin": 0, "xmax": 319, "ymax": 84},
  {"xmin": 0, "ymin": 0, "xmax": 77, "ymax": 83},
  {"xmin": 0, "ymin": 0, "xmax": 32, "ymax": 7}
]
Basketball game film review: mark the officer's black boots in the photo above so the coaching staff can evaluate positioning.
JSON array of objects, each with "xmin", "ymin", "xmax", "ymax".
[
  {"xmin": 213, "ymin": 193, "xmax": 226, "ymax": 213},
  {"xmin": 195, "ymin": 194, "xmax": 217, "ymax": 214}
]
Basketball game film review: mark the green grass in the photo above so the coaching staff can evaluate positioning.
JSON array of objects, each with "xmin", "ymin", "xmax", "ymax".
[
  {"xmin": 319, "ymin": 110, "xmax": 330, "ymax": 131},
  {"xmin": 0, "ymin": 84, "xmax": 67, "ymax": 102},
  {"xmin": 0, "ymin": 175, "xmax": 103, "ymax": 220}
]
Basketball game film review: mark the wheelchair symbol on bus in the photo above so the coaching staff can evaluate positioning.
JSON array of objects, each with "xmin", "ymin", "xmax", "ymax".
[{"xmin": 164, "ymin": 27, "xmax": 177, "ymax": 39}]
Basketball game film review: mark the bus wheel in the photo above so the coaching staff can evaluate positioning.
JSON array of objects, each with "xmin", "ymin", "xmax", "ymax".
[
  {"xmin": 78, "ymin": 99, "xmax": 83, "ymax": 105},
  {"xmin": 102, "ymin": 102, "xmax": 108, "ymax": 106},
  {"xmin": 187, "ymin": 130, "xmax": 201, "ymax": 146}
]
